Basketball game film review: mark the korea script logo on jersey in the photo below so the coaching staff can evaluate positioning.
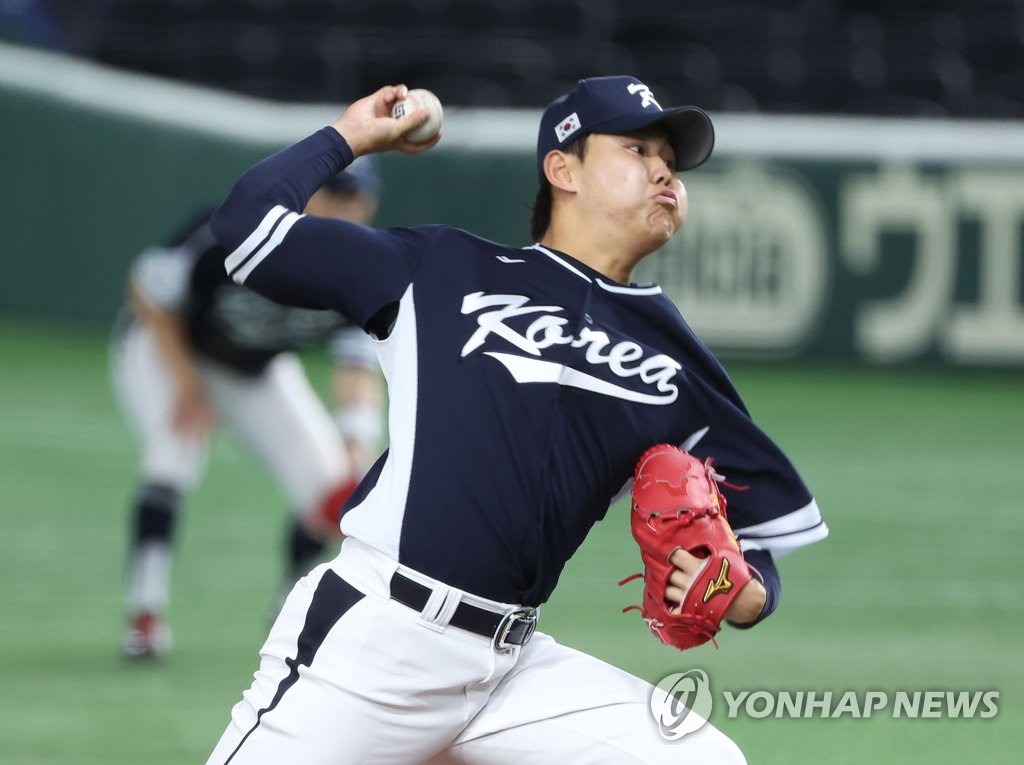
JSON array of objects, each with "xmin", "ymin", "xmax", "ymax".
[{"xmin": 460, "ymin": 292, "xmax": 681, "ymax": 404}]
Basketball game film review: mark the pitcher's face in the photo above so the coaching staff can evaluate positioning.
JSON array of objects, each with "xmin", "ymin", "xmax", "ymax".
[{"xmin": 575, "ymin": 130, "xmax": 687, "ymax": 254}]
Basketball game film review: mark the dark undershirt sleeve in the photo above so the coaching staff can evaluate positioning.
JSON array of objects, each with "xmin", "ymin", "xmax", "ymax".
[{"xmin": 728, "ymin": 548, "xmax": 780, "ymax": 630}]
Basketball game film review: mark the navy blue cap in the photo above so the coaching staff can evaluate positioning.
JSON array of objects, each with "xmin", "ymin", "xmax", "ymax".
[
  {"xmin": 322, "ymin": 154, "xmax": 382, "ymax": 196},
  {"xmin": 537, "ymin": 76, "xmax": 715, "ymax": 178}
]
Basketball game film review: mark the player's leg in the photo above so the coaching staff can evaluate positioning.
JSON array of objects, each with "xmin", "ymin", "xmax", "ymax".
[
  {"xmin": 205, "ymin": 543, "xmax": 519, "ymax": 765},
  {"xmin": 110, "ymin": 322, "xmax": 209, "ymax": 657},
  {"xmin": 122, "ymin": 482, "xmax": 180, "ymax": 657},
  {"xmin": 428, "ymin": 633, "xmax": 746, "ymax": 764},
  {"xmin": 431, "ymin": 705, "xmax": 745, "ymax": 764},
  {"xmin": 203, "ymin": 353, "xmax": 352, "ymax": 605}
]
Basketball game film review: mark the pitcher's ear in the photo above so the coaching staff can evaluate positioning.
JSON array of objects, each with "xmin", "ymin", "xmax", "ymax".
[{"xmin": 543, "ymin": 150, "xmax": 577, "ymax": 192}]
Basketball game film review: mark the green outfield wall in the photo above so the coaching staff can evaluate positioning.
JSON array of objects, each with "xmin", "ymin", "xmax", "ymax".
[{"xmin": 3, "ymin": 43, "xmax": 1024, "ymax": 366}]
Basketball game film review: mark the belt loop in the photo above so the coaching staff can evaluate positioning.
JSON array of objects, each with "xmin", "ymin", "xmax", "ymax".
[{"xmin": 415, "ymin": 584, "xmax": 461, "ymax": 633}]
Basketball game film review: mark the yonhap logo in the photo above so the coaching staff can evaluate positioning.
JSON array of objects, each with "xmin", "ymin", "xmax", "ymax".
[
  {"xmin": 650, "ymin": 669, "xmax": 713, "ymax": 740},
  {"xmin": 649, "ymin": 674, "xmax": 1001, "ymax": 732}
]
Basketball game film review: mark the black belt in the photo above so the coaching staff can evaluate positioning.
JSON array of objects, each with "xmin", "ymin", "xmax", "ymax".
[{"xmin": 389, "ymin": 571, "xmax": 538, "ymax": 651}]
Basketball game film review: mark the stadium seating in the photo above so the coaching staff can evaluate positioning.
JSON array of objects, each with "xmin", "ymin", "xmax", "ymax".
[{"xmin": 16, "ymin": 0, "xmax": 1024, "ymax": 116}]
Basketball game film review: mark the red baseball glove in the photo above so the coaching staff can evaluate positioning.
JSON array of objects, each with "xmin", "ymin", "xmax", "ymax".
[{"xmin": 620, "ymin": 444, "xmax": 753, "ymax": 650}]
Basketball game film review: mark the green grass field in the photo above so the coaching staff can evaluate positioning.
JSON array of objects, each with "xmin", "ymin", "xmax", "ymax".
[{"xmin": 1, "ymin": 319, "xmax": 1021, "ymax": 764}]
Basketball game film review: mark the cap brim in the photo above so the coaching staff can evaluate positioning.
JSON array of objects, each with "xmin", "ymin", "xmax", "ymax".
[{"xmin": 592, "ymin": 106, "xmax": 715, "ymax": 171}]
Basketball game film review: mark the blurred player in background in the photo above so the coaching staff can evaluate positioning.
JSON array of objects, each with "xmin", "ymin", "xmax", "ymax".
[{"xmin": 110, "ymin": 157, "xmax": 385, "ymax": 659}]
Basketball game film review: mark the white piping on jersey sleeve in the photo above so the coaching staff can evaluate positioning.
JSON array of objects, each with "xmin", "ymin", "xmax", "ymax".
[
  {"xmin": 231, "ymin": 210, "xmax": 304, "ymax": 283},
  {"xmin": 339, "ymin": 285, "xmax": 418, "ymax": 557},
  {"xmin": 223, "ymin": 204, "xmax": 293, "ymax": 277},
  {"xmin": 734, "ymin": 499, "xmax": 829, "ymax": 557}
]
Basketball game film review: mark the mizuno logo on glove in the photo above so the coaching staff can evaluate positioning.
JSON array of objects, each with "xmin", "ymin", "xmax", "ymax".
[{"xmin": 703, "ymin": 559, "xmax": 734, "ymax": 602}]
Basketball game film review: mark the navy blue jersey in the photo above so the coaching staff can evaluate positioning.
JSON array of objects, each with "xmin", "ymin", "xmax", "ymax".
[{"xmin": 213, "ymin": 128, "xmax": 827, "ymax": 606}]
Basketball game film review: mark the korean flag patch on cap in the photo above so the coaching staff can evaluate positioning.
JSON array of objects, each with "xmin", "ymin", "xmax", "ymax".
[{"xmin": 554, "ymin": 112, "xmax": 582, "ymax": 143}]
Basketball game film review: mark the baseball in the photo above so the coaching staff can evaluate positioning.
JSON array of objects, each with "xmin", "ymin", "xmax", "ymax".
[{"xmin": 392, "ymin": 88, "xmax": 443, "ymax": 143}]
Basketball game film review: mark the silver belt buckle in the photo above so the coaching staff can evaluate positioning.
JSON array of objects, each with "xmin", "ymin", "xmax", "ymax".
[{"xmin": 493, "ymin": 608, "xmax": 538, "ymax": 652}]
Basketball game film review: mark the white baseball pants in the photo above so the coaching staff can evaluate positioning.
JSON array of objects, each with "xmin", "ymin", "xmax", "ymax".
[{"xmin": 205, "ymin": 538, "xmax": 746, "ymax": 764}]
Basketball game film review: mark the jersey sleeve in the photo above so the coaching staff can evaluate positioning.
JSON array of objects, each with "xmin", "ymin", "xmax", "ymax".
[
  {"xmin": 211, "ymin": 128, "xmax": 438, "ymax": 329},
  {"xmin": 682, "ymin": 376, "xmax": 828, "ymax": 559},
  {"xmin": 709, "ymin": 434, "xmax": 826, "ymax": 559}
]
